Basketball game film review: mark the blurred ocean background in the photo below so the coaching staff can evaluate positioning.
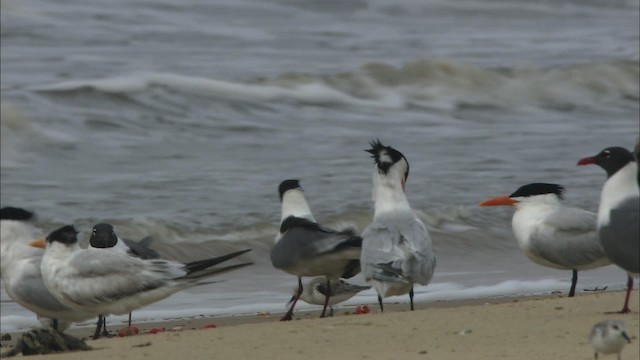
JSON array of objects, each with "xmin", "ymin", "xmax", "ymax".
[{"xmin": 1, "ymin": 0, "xmax": 638, "ymax": 332}]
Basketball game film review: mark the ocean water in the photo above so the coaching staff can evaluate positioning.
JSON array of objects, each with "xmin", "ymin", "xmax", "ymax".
[{"xmin": 1, "ymin": 0, "xmax": 638, "ymax": 332}]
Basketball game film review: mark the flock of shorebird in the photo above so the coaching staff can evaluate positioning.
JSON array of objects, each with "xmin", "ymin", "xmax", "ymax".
[{"xmin": 1, "ymin": 139, "xmax": 638, "ymax": 359}]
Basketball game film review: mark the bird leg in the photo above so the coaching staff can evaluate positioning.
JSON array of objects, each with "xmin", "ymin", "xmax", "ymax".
[
  {"xmin": 128, "ymin": 312, "xmax": 132, "ymax": 327},
  {"xmin": 52, "ymin": 319, "xmax": 59, "ymax": 331},
  {"xmin": 92, "ymin": 316, "xmax": 104, "ymax": 340},
  {"xmin": 281, "ymin": 277, "xmax": 303, "ymax": 321},
  {"xmin": 409, "ymin": 287, "xmax": 415, "ymax": 311},
  {"xmin": 377, "ymin": 295, "xmax": 384, "ymax": 312},
  {"xmin": 320, "ymin": 277, "xmax": 331, "ymax": 318},
  {"xmin": 568, "ymin": 269, "xmax": 578, "ymax": 297},
  {"xmin": 605, "ymin": 275, "xmax": 634, "ymax": 314}
]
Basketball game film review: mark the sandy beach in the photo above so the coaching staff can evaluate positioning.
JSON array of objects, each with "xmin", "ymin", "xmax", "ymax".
[{"xmin": 2, "ymin": 290, "xmax": 637, "ymax": 360}]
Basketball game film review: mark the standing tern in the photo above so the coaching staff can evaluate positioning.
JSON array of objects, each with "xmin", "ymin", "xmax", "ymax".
[
  {"xmin": 271, "ymin": 180, "xmax": 362, "ymax": 320},
  {"xmin": 40, "ymin": 224, "xmax": 253, "ymax": 322},
  {"xmin": 479, "ymin": 183, "xmax": 610, "ymax": 297},
  {"xmin": 578, "ymin": 146, "xmax": 639, "ymax": 313},
  {"xmin": 88, "ymin": 223, "xmax": 160, "ymax": 338},
  {"xmin": 589, "ymin": 319, "xmax": 631, "ymax": 360},
  {"xmin": 360, "ymin": 140, "xmax": 436, "ymax": 311},
  {"xmin": 287, "ymin": 277, "xmax": 371, "ymax": 316},
  {"xmin": 0, "ymin": 207, "xmax": 97, "ymax": 330}
]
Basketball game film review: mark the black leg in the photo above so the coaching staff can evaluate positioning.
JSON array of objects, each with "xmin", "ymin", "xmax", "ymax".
[
  {"xmin": 93, "ymin": 315, "xmax": 103, "ymax": 340},
  {"xmin": 101, "ymin": 316, "xmax": 109, "ymax": 337},
  {"xmin": 378, "ymin": 295, "xmax": 384, "ymax": 312},
  {"xmin": 281, "ymin": 277, "xmax": 303, "ymax": 321},
  {"xmin": 568, "ymin": 269, "xmax": 578, "ymax": 297},
  {"xmin": 52, "ymin": 318, "xmax": 59, "ymax": 330},
  {"xmin": 409, "ymin": 287, "xmax": 415, "ymax": 310},
  {"xmin": 320, "ymin": 277, "xmax": 331, "ymax": 318},
  {"xmin": 128, "ymin": 312, "xmax": 132, "ymax": 327},
  {"xmin": 330, "ymin": 306, "xmax": 334, "ymax": 317}
]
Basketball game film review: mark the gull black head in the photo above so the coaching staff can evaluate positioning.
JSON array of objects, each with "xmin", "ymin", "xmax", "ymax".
[
  {"xmin": 510, "ymin": 183, "xmax": 565, "ymax": 200},
  {"xmin": 0, "ymin": 207, "xmax": 35, "ymax": 221},
  {"xmin": 46, "ymin": 225, "xmax": 79, "ymax": 246},
  {"xmin": 577, "ymin": 147, "xmax": 634, "ymax": 178},
  {"xmin": 365, "ymin": 139, "xmax": 409, "ymax": 180},
  {"xmin": 278, "ymin": 179, "xmax": 302, "ymax": 201},
  {"xmin": 90, "ymin": 223, "xmax": 118, "ymax": 249}
]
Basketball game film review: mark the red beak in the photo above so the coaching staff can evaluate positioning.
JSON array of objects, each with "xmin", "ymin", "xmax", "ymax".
[
  {"xmin": 478, "ymin": 195, "xmax": 519, "ymax": 207},
  {"xmin": 577, "ymin": 156, "xmax": 596, "ymax": 166}
]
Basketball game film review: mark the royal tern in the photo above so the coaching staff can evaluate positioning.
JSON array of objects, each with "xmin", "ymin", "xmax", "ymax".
[
  {"xmin": 271, "ymin": 179, "xmax": 362, "ymax": 320},
  {"xmin": 0, "ymin": 207, "xmax": 96, "ymax": 330},
  {"xmin": 578, "ymin": 146, "xmax": 639, "ymax": 313},
  {"xmin": 589, "ymin": 319, "xmax": 631, "ymax": 360},
  {"xmin": 40, "ymin": 224, "xmax": 252, "ymax": 322},
  {"xmin": 88, "ymin": 223, "xmax": 160, "ymax": 338},
  {"xmin": 287, "ymin": 277, "xmax": 371, "ymax": 316},
  {"xmin": 360, "ymin": 140, "xmax": 436, "ymax": 311},
  {"xmin": 479, "ymin": 183, "xmax": 610, "ymax": 297}
]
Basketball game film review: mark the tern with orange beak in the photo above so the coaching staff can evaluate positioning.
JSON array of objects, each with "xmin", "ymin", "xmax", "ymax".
[
  {"xmin": 479, "ymin": 183, "xmax": 610, "ymax": 297},
  {"xmin": 578, "ymin": 146, "xmax": 639, "ymax": 313},
  {"xmin": 360, "ymin": 140, "xmax": 436, "ymax": 311}
]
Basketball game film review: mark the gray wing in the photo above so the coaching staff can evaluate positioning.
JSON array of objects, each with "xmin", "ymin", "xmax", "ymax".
[
  {"xmin": 361, "ymin": 215, "xmax": 435, "ymax": 285},
  {"xmin": 600, "ymin": 197, "xmax": 640, "ymax": 273},
  {"xmin": 59, "ymin": 250, "xmax": 186, "ymax": 306},
  {"xmin": 270, "ymin": 226, "xmax": 361, "ymax": 270},
  {"xmin": 122, "ymin": 237, "xmax": 160, "ymax": 259},
  {"xmin": 530, "ymin": 207, "xmax": 609, "ymax": 269}
]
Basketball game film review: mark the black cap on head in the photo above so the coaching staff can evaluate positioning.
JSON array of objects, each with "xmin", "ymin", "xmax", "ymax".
[
  {"xmin": 90, "ymin": 223, "xmax": 118, "ymax": 249},
  {"xmin": 46, "ymin": 225, "xmax": 79, "ymax": 245},
  {"xmin": 590, "ymin": 147, "xmax": 634, "ymax": 178},
  {"xmin": 509, "ymin": 183, "xmax": 565, "ymax": 200},
  {"xmin": 365, "ymin": 139, "xmax": 409, "ymax": 178},
  {"xmin": 278, "ymin": 179, "xmax": 301, "ymax": 201},
  {"xmin": 0, "ymin": 207, "xmax": 35, "ymax": 221}
]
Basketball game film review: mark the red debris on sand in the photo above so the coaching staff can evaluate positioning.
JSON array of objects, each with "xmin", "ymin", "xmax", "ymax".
[
  {"xmin": 117, "ymin": 326, "xmax": 140, "ymax": 337},
  {"xmin": 200, "ymin": 324, "xmax": 217, "ymax": 329},
  {"xmin": 144, "ymin": 328, "xmax": 166, "ymax": 335},
  {"xmin": 354, "ymin": 305, "xmax": 370, "ymax": 315}
]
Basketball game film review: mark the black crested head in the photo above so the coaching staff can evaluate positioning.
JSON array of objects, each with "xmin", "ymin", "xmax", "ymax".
[
  {"xmin": 278, "ymin": 179, "xmax": 301, "ymax": 201},
  {"xmin": 509, "ymin": 183, "xmax": 565, "ymax": 200},
  {"xmin": 0, "ymin": 207, "xmax": 35, "ymax": 221},
  {"xmin": 591, "ymin": 147, "xmax": 634, "ymax": 178},
  {"xmin": 90, "ymin": 223, "xmax": 118, "ymax": 249},
  {"xmin": 46, "ymin": 225, "xmax": 79, "ymax": 245},
  {"xmin": 365, "ymin": 139, "xmax": 409, "ymax": 178}
]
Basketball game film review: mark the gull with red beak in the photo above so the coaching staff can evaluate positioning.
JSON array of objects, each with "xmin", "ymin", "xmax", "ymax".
[
  {"xmin": 479, "ymin": 183, "xmax": 610, "ymax": 297},
  {"xmin": 360, "ymin": 140, "xmax": 436, "ymax": 311},
  {"xmin": 578, "ymin": 146, "xmax": 639, "ymax": 313}
]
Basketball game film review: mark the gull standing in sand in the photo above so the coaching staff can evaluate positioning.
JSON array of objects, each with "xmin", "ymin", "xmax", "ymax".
[
  {"xmin": 479, "ymin": 183, "xmax": 610, "ymax": 297},
  {"xmin": 0, "ymin": 207, "xmax": 97, "ymax": 330},
  {"xmin": 271, "ymin": 179, "xmax": 362, "ymax": 320},
  {"xmin": 589, "ymin": 319, "xmax": 631, "ymax": 360},
  {"xmin": 578, "ymin": 146, "xmax": 639, "ymax": 313},
  {"xmin": 88, "ymin": 223, "xmax": 160, "ymax": 338},
  {"xmin": 287, "ymin": 277, "xmax": 371, "ymax": 316},
  {"xmin": 360, "ymin": 140, "xmax": 436, "ymax": 311},
  {"xmin": 40, "ymin": 225, "xmax": 253, "ymax": 324}
]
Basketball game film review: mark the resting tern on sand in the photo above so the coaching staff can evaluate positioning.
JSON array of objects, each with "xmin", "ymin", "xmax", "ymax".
[
  {"xmin": 589, "ymin": 319, "xmax": 631, "ymax": 360},
  {"xmin": 88, "ymin": 223, "xmax": 160, "ymax": 339},
  {"xmin": 0, "ymin": 207, "xmax": 97, "ymax": 330},
  {"xmin": 271, "ymin": 179, "xmax": 362, "ymax": 320},
  {"xmin": 40, "ymin": 225, "xmax": 253, "ymax": 322},
  {"xmin": 479, "ymin": 183, "xmax": 610, "ymax": 297},
  {"xmin": 360, "ymin": 140, "xmax": 436, "ymax": 311},
  {"xmin": 578, "ymin": 146, "xmax": 640, "ymax": 313},
  {"xmin": 287, "ymin": 277, "xmax": 371, "ymax": 316}
]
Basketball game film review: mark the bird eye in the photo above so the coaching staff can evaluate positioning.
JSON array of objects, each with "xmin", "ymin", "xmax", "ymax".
[{"xmin": 603, "ymin": 150, "xmax": 611, "ymax": 158}]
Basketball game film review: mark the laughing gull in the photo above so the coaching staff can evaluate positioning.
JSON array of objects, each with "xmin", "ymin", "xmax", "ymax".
[
  {"xmin": 360, "ymin": 140, "xmax": 436, "ymax": 311},
  {"xmin": 479, "ymin": 183, "xmax": 610, "ymax": 297},
  {"xmin": 271, "ymin": 180, "xmax": 362, "ymax": 320},
  {"xmin": 578, "ymin": 147, "xmax": 639, "ymax": 313}
]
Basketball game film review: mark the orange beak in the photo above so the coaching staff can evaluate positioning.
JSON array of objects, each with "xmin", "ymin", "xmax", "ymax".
[
  {"xmin": 478, "ymin": 195, "xmax": 519, "ymax": 207},
  {"xmin": 29, "ymin": 239, "xmax": 46, "ymax": 249}
]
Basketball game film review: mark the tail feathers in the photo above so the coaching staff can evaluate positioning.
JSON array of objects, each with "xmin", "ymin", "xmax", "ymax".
[
  {"xmin": 340, "ymin": 259, "xmax": 361, "ymax": 279},
  {"xmin": 371, "ymin": 262, "xmax": 409, "ymax": 283},
  {"xmin": 180, "ymin": 262, "xmax": 253, "ymax": 281},
  {"xmin": 184, "ymin": 249, "xmax": 252, "ymax": 275}
]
